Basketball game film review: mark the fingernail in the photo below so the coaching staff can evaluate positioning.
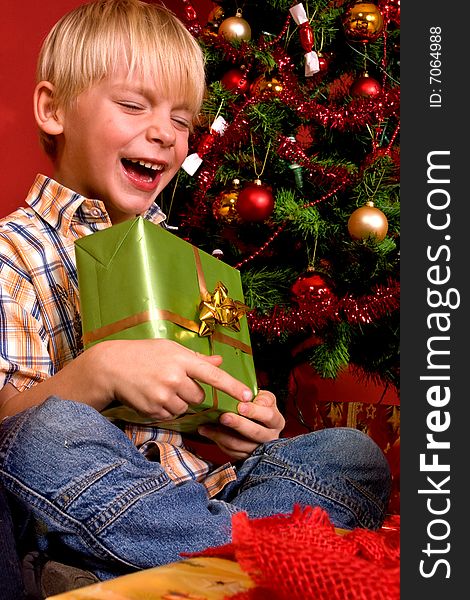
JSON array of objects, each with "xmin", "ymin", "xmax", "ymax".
[
  {"xmin": 238, "ymin": 402, "xmax": 249, "ymax": 415},
  {"xmin": 220, "ymin": 414, "xmax": 233, "ymax": 426},
  {"xmin": 198, "ymin": 426, "xmax": 208, "ymax": 436},
  {"xmin": 242, "ymin": 390, "xmax": 253, "ymax": 402}
]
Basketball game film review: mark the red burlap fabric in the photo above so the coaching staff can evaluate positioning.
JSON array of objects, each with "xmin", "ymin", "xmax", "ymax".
[{"xmin": 193, "ymin": 506, "xmax": 400, "ymax": 600}]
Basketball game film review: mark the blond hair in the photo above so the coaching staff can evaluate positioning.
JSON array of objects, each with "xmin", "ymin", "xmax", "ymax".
[{"xmin": 37, "ymin": 0, "xmax": 206, "ymax": 157}]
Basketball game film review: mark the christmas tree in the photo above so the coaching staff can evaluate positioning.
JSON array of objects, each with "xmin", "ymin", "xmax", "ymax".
[{"xmin": 166, "ymin": 0, "xmax": 400, "ymax": 406}]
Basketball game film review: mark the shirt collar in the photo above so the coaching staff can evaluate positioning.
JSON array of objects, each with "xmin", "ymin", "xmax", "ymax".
[{"xmin": 26, "ymin": 174, "xmax": 166, "ymax": 234}]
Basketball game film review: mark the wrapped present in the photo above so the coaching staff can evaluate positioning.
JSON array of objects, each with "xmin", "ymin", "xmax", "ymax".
[
  {"xmin": 284, "ymin": 363, "xmax": 400, "ymax": 514},
  {"xmin": 75, "ymin": 217, "xmax": 258, "ymax": 432}
]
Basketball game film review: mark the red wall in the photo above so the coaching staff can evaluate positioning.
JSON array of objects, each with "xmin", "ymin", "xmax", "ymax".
[{"xmin": 0, "ymin": 0, "xmax": 213, "ymax": 218}]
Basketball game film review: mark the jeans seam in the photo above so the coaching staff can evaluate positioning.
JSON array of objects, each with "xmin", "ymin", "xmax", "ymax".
[
  {"xmin": 239, "ymin": 456, "xmax": 382, "ymax": 529},
  {"xmin": 0, "ymin": 468, "xmax": 169, "ymax": 570},
  {"xmin": 90, "ymin": 475, "xmax": 172, "ymax": 534},
  {"xmin": 57, "ymin": 460, "xmax": 128, "ymax": 510},
  {"xmin": 344, "ymin": 475, "xmax": 386, "ymax": 515},
  {"xmin": 0, "ymin": 410, "xmax": 34, "ymax": 463}
]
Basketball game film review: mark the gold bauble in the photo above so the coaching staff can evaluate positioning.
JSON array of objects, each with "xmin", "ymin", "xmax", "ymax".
[
  {"xmin": 218, "ymin": 9, "xmax": 251, "ymax": 42},
  {"xmin": 348, "ymin": 201, "xmax": 388, "ymax": 241},
  {"xmin": 250, "ymin": 74, "xmax": 283, "ymax": 96},
  {"xmin": 343, "ymin": 2, "xmax": 384, "ymax": 43},
  {"xmin": 213, "ymin": 180, "xmax": 241, "ymax": 224}
]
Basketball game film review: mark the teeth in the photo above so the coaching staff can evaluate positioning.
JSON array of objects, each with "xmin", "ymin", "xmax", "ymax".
[{"xmin": 128, "ymin": 159, "xmax": 163, "ymax": 171}]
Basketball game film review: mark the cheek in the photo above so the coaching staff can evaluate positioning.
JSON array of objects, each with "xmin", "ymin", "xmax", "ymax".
[
  {"xmin": 90, "ymin": 123, "xmax": 131, "ymax": 168},
  {"xmin": 101, "ymin": 119, "xmax": 130, "ymax": 146},
  {"xmin": 176, "ymin": 132, "xmax": 189, "ymax": 161}
]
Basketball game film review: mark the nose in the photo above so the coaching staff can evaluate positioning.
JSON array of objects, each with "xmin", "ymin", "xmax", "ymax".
[{"xmin": 146, "ymin": 113, "xmax": 176, "ymax": 147}]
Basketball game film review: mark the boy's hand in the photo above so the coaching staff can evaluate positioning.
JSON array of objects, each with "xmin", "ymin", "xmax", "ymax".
[
  {"xmin": 197, "ymin": 390, "xmax": 285, "ymax": 460},
  {"xmin": 100, "ymin": 339, "xmax": 254, "ymax": 421},
  {"xmin": 0, "ymin": 338, "xmax": 255, "ymax": 421}
]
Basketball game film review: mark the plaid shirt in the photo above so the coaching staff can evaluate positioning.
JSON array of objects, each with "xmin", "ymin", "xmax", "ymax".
[{"xmin": 0, "ymin": 174, "xmax": 236, "ymax": 496}]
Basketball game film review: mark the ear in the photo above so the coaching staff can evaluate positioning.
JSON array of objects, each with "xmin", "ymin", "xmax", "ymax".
[{"xmin": 33, "ymin": 81, "xmax": 64, "ymax": 136}]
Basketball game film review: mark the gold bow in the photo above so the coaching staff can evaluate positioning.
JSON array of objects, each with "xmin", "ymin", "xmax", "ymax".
[{"xmin": 198, "ymin": 281, "xmax": 249, "ymax": 337}]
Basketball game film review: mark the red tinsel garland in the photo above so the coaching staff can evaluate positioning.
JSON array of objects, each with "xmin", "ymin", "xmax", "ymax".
[
  {"xmin": 248, "ymin": 279, "xmax": 400, "ymax": 337},
  {"xmin": 196, "ymin": 24, "xmax": 400, "ymax": 132},
  {"xmin": 378, "ymin": 0, "xmax": 401, "ymax": 27},
  {"xmin": 267, "ymin": 43, "xmax": 399, "ymax": 130},
  {"xmin": 276, "ymin": 135, "xmax": 352, "ymax": 187},
  {"xmin": 294, "ymin": 88, "xmax": 400, "ymax": 130},
  {"xmin": 199, "ymin": 27, "xmax": 251, "ymax": 64}
]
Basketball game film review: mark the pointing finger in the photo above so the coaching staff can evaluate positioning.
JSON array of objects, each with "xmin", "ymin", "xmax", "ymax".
[{"xmin": 187, "ymin": 357, "xmax": 253, "ymax": 404}]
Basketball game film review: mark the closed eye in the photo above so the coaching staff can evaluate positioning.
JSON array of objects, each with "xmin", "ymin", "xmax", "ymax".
[
  {"xmin": 172, "ymin": 116, "xmax": 193, "ymax": 134},
  {"xmin": 172, "ymin": 117, "xmax": 191, "ymax": 129},
  {"xmin": 117, "ymin": 102, "xmax": 144, "ymax": 112}
]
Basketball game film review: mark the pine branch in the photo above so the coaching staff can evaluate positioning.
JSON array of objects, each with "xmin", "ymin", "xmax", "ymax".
[
  {"xmin": 242, "ymin": 267, "xmax": 293, "ymax": 311},
  {"xmin": 308, "ymin": 322, "xmax": 351, "ymax": 379}
]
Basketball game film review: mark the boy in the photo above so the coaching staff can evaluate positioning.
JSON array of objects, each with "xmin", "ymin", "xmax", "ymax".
[{"xmin": 0, "ymin": 0, "xmax": 391, "ymax": 582}]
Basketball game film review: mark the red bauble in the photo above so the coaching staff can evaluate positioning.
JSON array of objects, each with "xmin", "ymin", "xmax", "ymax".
[
  {"xmin": 350, "ymin": 73, "xmax": 382, "ymax": 98},
  {"xmin": 317, "ymin": 52, "xmax": 331, "ymax": 73},
  {"xmin": 220, "ymin": 68, "xmax": 250, "ymax": 93},
  {"xmin": 236, "ymin": 179, "xmax": 275, "ymax": 222},
  {"xmin": 291, "ymin": 271, "xmax": 334, "ymax": 306}
]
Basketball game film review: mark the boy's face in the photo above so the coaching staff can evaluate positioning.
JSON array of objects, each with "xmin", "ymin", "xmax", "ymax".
[{"xmin": 53, "ymin": 60, "xmax": 193, "ymax": 224}]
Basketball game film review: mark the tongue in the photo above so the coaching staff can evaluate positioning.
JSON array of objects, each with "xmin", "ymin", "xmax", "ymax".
[{"xmin": 122, "ymin": 160, "xmax": 155, "ymax": 182}]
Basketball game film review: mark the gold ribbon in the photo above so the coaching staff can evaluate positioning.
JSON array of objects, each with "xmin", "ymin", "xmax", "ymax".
[
  {"xmin": 82, "ymin": 307, "xmax": 252, "ymax": 354},
  {"xmin": 83, "ymin": 247, "xmax": 252, "ymax": 356},
  {"xmin": 192, "ymin": 246, "xmax": 250, "ymax": 339},
  {"xmin": 198, "ymin": 281, "xmax": 250, "ymax": 337}
]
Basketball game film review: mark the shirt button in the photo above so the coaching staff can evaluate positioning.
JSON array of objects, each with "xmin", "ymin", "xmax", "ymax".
[{"xmin": 90, "ymin": 208, "xmax": 102, "ymax": 218}]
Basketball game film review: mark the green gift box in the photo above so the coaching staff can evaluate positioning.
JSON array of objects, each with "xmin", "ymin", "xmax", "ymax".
[{"xmin": 75, "ymin": 217, "xmax": 258, "ymax": 433}]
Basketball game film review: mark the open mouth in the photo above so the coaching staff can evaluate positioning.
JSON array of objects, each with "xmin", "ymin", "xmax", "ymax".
[{"xmin": 121, "ymin": 158, "xmax": 163, "ymax": 184}]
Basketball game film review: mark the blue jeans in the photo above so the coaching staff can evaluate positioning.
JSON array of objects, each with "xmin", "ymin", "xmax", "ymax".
[{"xmin": 0, "ymin": 397, "xmax": 391, "ymax": 580}]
